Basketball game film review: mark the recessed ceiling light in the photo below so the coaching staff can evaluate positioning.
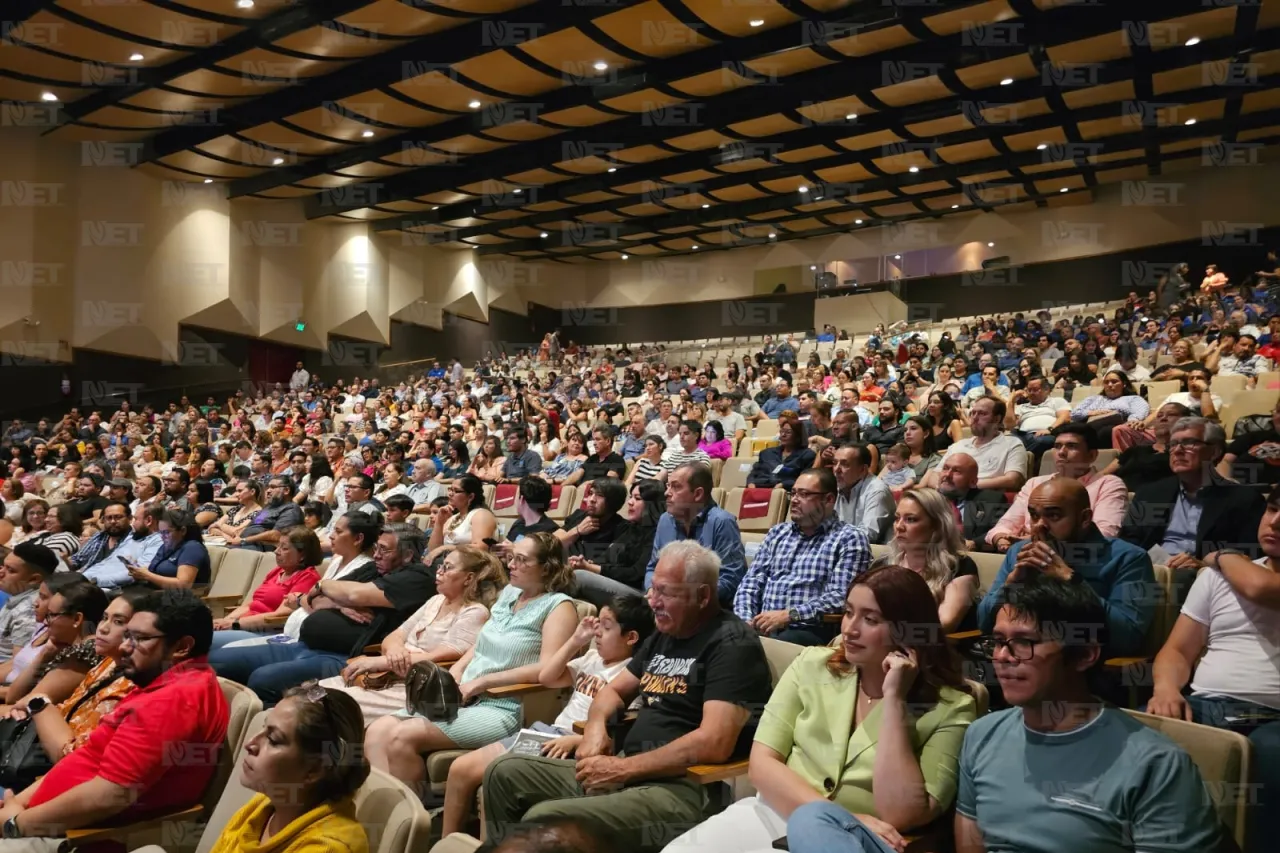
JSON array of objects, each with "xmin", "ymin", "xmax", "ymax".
[
  {"xmin": 593, "ymin": 61, "xmax": 608, "ymax": 71},
  {"xmin": 129, "ymin": 53, "xmax": 144, "ymax": 62},
  {"xmin": 1036, "ymin": 143, "xmax": 1048, "ymax": 150},
  {"xmin": 845, "ymin": 113, "xmax": 857, "ymax": 120},
  {"xmin": 1186, "ymin": 37, "xmax": 1201, "ymax": 47},
  {"xmin": 908, "ymin": 166, "xmax": 919, "ymax": 173},
  {"xmin": 236, "ymin": 0, "xmax": 254, "ymax": 8},
  {"xmin": 540, "ymin": 232, "xmax": 548, "ymax": 238},
  {"xmin": 1185, "ymin": 118, "xmax": 1197, "ymax": 126},
  {"xmin": 768, "ymin": 232, "xmax": 777, "ymax": 238},
  {"xmin": 432, "ymin": 206, "xmax": 440, "ymax": 210},
  {"xmin": 607, "ymin": 167, "xmax": 616, "ymax": 173},
  {"xmin": 894, "ymin": 254, "xmax": 902, "ymax": 260},
  {"xmin": 1060, "ymin": 187, "xmax": 1069, "ymax": 193},
  {"xmin": 620, "ymin": 253, "xmax": 629, "ymax": 260},
  {"xmin": 855, "ymin": 219, "xmax": 863, "ymax": 224},
  {"xmin": 701, "ymin": 203, "xmax": 709, "ymax": 209},
  {"xmin": 203, "ymin": 178, "xmax": 213, "ymax": 184},
  {"xmin": 987, "ymin": 242, "xmax": 995, "ymax": 247},
  {"xmin": 809, "ymin": 265, "xmax": 817, "ymax": 270},
  {"xmin": 513, "ymin": 188, "xmax": 522, "ymax": 194},
  {"xmin": 797, "ymin": 185, "xmax": 809, "ymax": 193},
  {"xmin": 951, "ymin": 204, "xmax": 959, "ymax": 209},
  {"xmin": 361, "ymin": 130, "xmax": 374, "ymax": 138},
  {"xmin": 1000, "ymin": 77, "xmax": 1014, "ymax": 86},
  {"xmin": 271, "ymin": 157, "xmax": 284, "ymax": 165},
  {"xmin": 749, "ymin": 19, "xmax": 765, "ymax": 27},
  {"xmin": 468, "ymin": 100, "xmax": 481, "ymax": 109},
  {"xmin": 691, "ymin": 244, "xmax": 699, "ymax": 250},
  {"xmin": 40, "ymin": 92, "xmax": 57, "ymax": 102}
]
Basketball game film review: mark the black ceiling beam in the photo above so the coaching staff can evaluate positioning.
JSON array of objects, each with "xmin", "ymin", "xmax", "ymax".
[
  {"xmin": 379, "ymin": 12, "xmax": 1268, "ymax": 240},
  {"xmin": 52, "ymin": 0, "xmax": 383, "ymax": 125},
  {"xmin": 7, "ymin": 0, "xmax": 56, "ymax": 27},
  {"xmin": 472, "ymin": 105, "xmax": 1280, "ymax": 258},
  {"xmin": 229, "ymin": 0, "xmax": 955, "ymax": 198},
  {"xmin": 306, "ymin": 0, "xmax": 1209, "ymax": 218},
  {"xmin": 142, "ymin": 0, "xmax": 645, "ymax": 165},
  {"xmin": 1220, "ymin": 1, "xmax": 1263, "ymax": 145}
]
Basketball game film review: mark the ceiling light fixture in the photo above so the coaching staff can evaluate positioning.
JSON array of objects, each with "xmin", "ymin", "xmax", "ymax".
[
  {"xmin": 797, "ymin": 185, "xmax": 809, "ymax": 193},
  {"xmin": 951, "ymin": 204, "xmax": 959, "ymax": 209},
  {"xmin": 40, "ymin": 92, "xmax": 57, "ymax": 102},
  {"xmin": 236, "ymin": 0, "xmax": 254, "ymax": 8},
  {"xmin": 513, "ymin": 188, "xmax": 522, "ymax": 194},
  {"xmin": 894, "ymin": 254, "xmax": 901, "ymax": 260},
  {"xmin": 908, "ymin": 166, "xmax": 919, "ymax": 173},
  {"xmin": 620, "ymin": 253, "xmax": 629, "ymax": 259},
  {"xmin": 701, "ymin": 203, "xmax": 709, "ymax": 208},
  {"xmin": 203, "ymin": 178, "xmax": 213, "ymax": 184},
  {"xmin": 361, "ymin": 130, "xmax": 374, "ymax": 138},
  {"xmin": 691, "ymin": 244, "xmax": 699, "ymax": 250},
  {"xmin": 987, "ymin": 241, "xmax": 995, "ymax": 247},
  {"xmin": 855, "ymin": 219, "xmax": 863, "ymax": 224},
  {"xmin": 768, "ymin": 232, "xmax": 777, "ymax": 238},
  {"xmin": 540, "ymin": 231, "xmax": 549, "ymax": 238},
  {"xmin": 271, "ymin": 157, "xmax": 284, "ymax": 165},
  {"xmin": 809, "ymin": 265, "xmax": 817, "ymax": 270},
  {"xmin": 845, "ymin": 113, "xmax": 857, "ymax": 120},
  {"xmin": 129, "ymin": 53, "xmax": 144, "ymax": 62},
  {"xmin": 1060, "ymin": 187, "xmax": 1069, "ymax": 193},
  {"xmin": 1185, "ymin": 118, "xmax": 1197, "ymax": 126},
  {"xmin": 749, "ymin": 19, "xmax": 764, "ymax": 27},
  {"xmin": 607, "ymin": 167, "xmax": 616, "ymax": 173},
  {"xmin": 1000, "ymin": 77, "xmax": 1013, "ymax": 86},
  {"xmin": 468, "ymin": 100, "xmax": 481, "ymax": 109},
  {"xmin": 1186, "ymin": 36, "xmax": 1201, "ymax": 47},
  {"xmin": 1036, "ymin": 143, "xmax": 1048, "ymax": 150}
]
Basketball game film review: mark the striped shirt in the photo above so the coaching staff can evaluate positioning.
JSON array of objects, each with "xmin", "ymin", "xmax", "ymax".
[
  {"xmin": 632, "ymin": 458, "xmax": 663, "ymax": 482},
  {"xmin": 660, "ymin": 446, "xmax": 712, "ymax": 472},
  {"xmin": 733, "ymin": 515, "xmax": 871, "ymax": 623},
  {"xmin": 1070, "ymin": 394, "xmax": 1149, "ymax": 423}
]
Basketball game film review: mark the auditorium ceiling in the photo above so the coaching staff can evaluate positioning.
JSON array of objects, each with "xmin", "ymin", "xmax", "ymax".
[{"xmin": 4, "ymin": 0, "xmax": 1280, "ymax": 261}]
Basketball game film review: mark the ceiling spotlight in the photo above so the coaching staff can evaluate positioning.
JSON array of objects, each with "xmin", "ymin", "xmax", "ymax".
[
  {"xmin": 513, "ymin": 188, "xmax": 523, "ymax": 194},
  {"xmin": 1000, "ymin": 77, "xmax": 1014, "ymax": 86},
  {"xmin": 855, "ymin": 219, "xmax": 863, "ymax": 224},
  {"xmin": 236, "ymin": 0, "xmax": 254, "ymax": 8},
  {"xmin": 1185, "ymin": 118, "xmax": 1197, "ymax": 126},
  {"xmin": 468, "ymin": 100, "xmax": 481, "ymax": 109},
  {"xmin": 129, "ymin": 53, "xmax": 144, "ymax": 62},
  {"xmin": 809, "ymin": 265, "xmax": 817, "ymax": 271},
  {"xmin": 1036, "ymin": 143, "xmax": 1048, "ymax": 150},
  {"xmin": 749, "ymin": 19, "xmax": 765, "ymax": 27},
  {"xmin": 1060, "ymin": 187, "xmax": 1069, "ymax": 193},
  {"xmin": 40, "ymin": 92, "xmax": 57, "ymax": 102},
  {"xmin": 540, "ymin": 231, "xmax": 549, "ymax": 238},
  {"xmin": 894, "ymin": 254, "xmax": 902, "ymax": 260},
  {"xmin": 1186, "ymin": 36, "xmax": 1201, "ymax": 47},
  {"xmin": 620, "ymin": 253, "xmax": 629, "ymax": 260},
  {"xmin": 768, "ymin": 232, "xmax": 777, "ymax": 238},
  {"xmin": 361, "ymin": 130, "xmax": 374, "ymax": 138},
  {"xmin": 845, "ymin": 113, "xmax": 857, "ymax": 120},
  {"xmin": 908, "ymin": 166, "xmax": 920, "ymax": 173},
  {"xmin": 203, "ymin": 178, "xmax": 213, "ymax": 184},
  {"xmin": 797, "ymin": 185, "xmax": 809, "ymax": 193},
  {"xmin": 593, "ymin": 61, "xmax": 608, "ymax": 71},
  {"xmin": 432, "ymin": 205, "xmax": 440, "ymax": 210},
  {"xmin": 987, "ymin": 241, "xmax": 995, "ymax": 247},
  {"xmin": 607, "ymin": 167, "xmax": 616, "ymax": 173},
  {"xmin": 951, "ymin": 204, "xmax": 959, "ymax": 209},
  {"xmin": 691, "ymin": 244, "xmax": 699, "ymax": 250},
  {"xmin": 271, "ymin": 157, "xmax": 284, "ymax": 165},
  {"xmin": 701, "ymin": 203, "xmax": 709, "ymax": 208}
]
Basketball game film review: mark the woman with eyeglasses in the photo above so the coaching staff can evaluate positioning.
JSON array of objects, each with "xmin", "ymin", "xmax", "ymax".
[
  {"xmin": 0, "ymin": 579, "xmax": 108, "ymax": 716},
  {"xmin": 0, "ymin": 575, "xmax": 89, "ymax": 704},
  {"xmin": 125, "ymin": 509, "xmax": 210, "ymax": 590},
  {"xmin": 211, "ymin": 682, "xmax": 370, "ymax": 853},
  {"xmin": 363, "ymin": 532, "xmax": 577, "ymax": 798},
  {"xmin": 209, "ymin": 528, "xmax": 325, "ymax": 650},
  {"xmin": 664, "ymin": 566, "xmax": 977, "ymax": 853},
  {"xmin": 425, "ymin": 474, "xmax": 497, "ymax": 565}
]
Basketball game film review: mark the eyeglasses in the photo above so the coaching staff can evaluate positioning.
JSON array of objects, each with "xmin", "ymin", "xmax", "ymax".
[
  {"xmin": 1169, "ymin": 438, "xmax": 1209, "ymax": 451},
  {"xmin": 121, "ymin": 630, "xmax": 166, "ymax": 647},
  {"xmin": 791, "ymin": 488, "xmax": 832, "ymax": 500},
  {"xmin": 978, "ymin": 634, "xmax": 1046, "ymax": 661},
  {"xmin": 44, "ymin": 609, "xmax": 72, "ymax": 620}
]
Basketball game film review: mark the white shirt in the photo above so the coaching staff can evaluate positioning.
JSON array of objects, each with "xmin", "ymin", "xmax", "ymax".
[
  {"xmin": 552, "ymin": 650, "xmax": 632, "ymax": 731},
  {"xmin": 290, "ymin": 368, "xmax": 310, "ymax": 391},
  {"xmin": 943, "ymin": 434, "xmax": 1029, "ymax": 482},
  {"xmin": 1014, "ymin": 397, "xmax": 1071, "ymax": 432},
  {"xmin": 1183, "ymin": 560, "xmax": 1280, "ymax": 710},
  {"xmin": 1161, "ymin": 391, "xmax": 1223, "ymax": 416}
]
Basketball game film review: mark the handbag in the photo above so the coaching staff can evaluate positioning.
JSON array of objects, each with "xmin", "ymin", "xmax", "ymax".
[
  {"xmin": 403, "ymin": 661, "xmax": 462, "ymax": 723},
  {"xmin": 0, "ymin": 672, "xmax": 121, "ymax": 790},
  {"xmin": 350, "ymin": 670, "xmax": 399, "ymax": 691}
]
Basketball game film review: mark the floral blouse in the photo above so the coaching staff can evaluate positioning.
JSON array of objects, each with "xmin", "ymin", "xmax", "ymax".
[
  {"xmin": 56, "ymin": 657, "xmax": 135, "ymax": 756},
  {"xmin": 33, "ymin": 637, "xmax": 101, "ymax": 683}
]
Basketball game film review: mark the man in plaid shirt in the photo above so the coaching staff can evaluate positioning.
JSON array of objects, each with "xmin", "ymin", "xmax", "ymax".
[{"xmin": 733, "ymin": 468, "xmax": 871, "ymax": 646}]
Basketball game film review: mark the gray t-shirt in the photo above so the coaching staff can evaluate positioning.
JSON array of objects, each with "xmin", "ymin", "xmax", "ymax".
[{"xmin": 958, "ymin": 707, "xmax": 1220, "ymax": 853}]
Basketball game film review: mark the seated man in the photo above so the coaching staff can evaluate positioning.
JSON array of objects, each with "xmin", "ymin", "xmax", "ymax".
[
  {"xmin": 209, "ymin": 521, "xmax": 435, "ymax": 706},
  {"xmin": 831, "ymin": 443, "xmax": 895, "ymax": 544},
  {"xmin": 1122, "ymin": 417, "xmax": 1266, "ymax": 579},
  {"xmin": 936, "ymin": 453, "xmax": 1010, "ymax": 552},
  {"xmin": 924, "ymin": 396, "xmax": 1028, "ymax": 493},
  {"xmin": 558, "ymin": 478, "xmax": 643, "ymax": 603},
  {"xmin": 978, "ymin": 479, "xmax": 1155, "ymax": 657},
  {"xmin": 231, "ymin": 475, "xmax": 304, "ymax": 551},
  {"xmin": 0, "ymin": 589, "xmax": 229, "ymax": 849},
  {"xmin": 1219, "ymin": 398, "xmax": 1280, "ymax": 488},
  {"xmin": 67, "ymin": 500, "xmax": 134, "ymax": 573},
  {"xmin": 504, "ymin": 477, "xmax": 560, "ymax": 542},
  {"xmin": 406, "ymin": 458, "xmax": 445, "ymax": 513},
  {"xmin": 81, "ymin": 504, "xmax": 165, "ymax": 591},
  {"xmin": 956, "ymin": 573, "xmax": 1220, "ymax": 853},
  {"xmin": 481, "ymin": 540, "xmax": 771, "ymax": 852},
  {"xmin": 734, "ymin": 469, "xmax": 870, "ymax": 645},
  {"xmin": 1148, "ymin": 486, "xmax": 1280, "ymax": 848},
  {"xmin": 1005, "ymin": 376, "xmax": 1070, "ymax": 457},
  {"xmin": 987, "ymin": 424, "xmax": 1128, "ymax": 551},
  {"xmin": 0, "ymin": 544, "xmax": 56, "ymax": 660},
  {"xmin": 578, "ymin": 426, "xmax": 627, "ymax": 483},
  {"xmin": 1102, "ymin": 401, "xmax": 1187, "ymax": 490},
  {"xmin": 646, "ymin": 464, "xmax": 746, "ymax": 607}
]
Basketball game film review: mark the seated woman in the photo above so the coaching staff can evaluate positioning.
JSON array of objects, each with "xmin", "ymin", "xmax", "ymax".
[
  {"xmin": 26, "ymin": 504, "xmax": 82, "ymax": 563},
  {"xmin": 0, "ymin": 575, "xmax": 86, "ymax": 701},
  {"xmin": 5, "ymin": 590, "xmax": 142, "ymax": 790},
  {"xmin": 373, "ymin": 461, "xmax": 410, "ymax": 504},
  {"xmin": 1054, "ymin": 350, "xmax": 1097, "ymax": 397},
  {"xmin": 8, "ymin": 500, "xmax": 50, "ymax": 548},
  {"xmin": 570, "ymin": 479, "xmax": 665, "ymax": 607},
  {"xmin": 662, "ymin": 566, "xmax": 977, "ymax": 853},
  {"xmin": 875, "ymin": 488, "xmax": 980, "ymax": 634},
  {"xmin": 748, "ymin": 417, "xmax": 816, "ymax": 490},
  {"xmin": 1069, "ymin": 369, "xmax": 1149, "ymax": 448},
  {"xmin": 437, "ymin": 440, "xmax": 471, "ymax": 482},
  {"xmin": 923, "ymin": 393, "xmax": 964, "ymax": 453},
  {"xmin": 624, "ymin": 435, "xmax": 665, "ymax": 487},
  {"xmin": 0, "ymin": 578, "xmax": 108, "ymax": 714},
  {"xmin": 467, "ymin": 436, "xmax": 506, "ymax": 484},
  {"xmin": 125, "ymin": 508, "xmax": 211, "ymax": 590},
  {"xmin": 901, "ymin": 417, "xmax": 942, "ymax": 484},
  {"xmin": 698, "ymin": 420, "xmax": 734, "ymax": 460},
  {"xmin": 425, "ymin": 474, "xmax": 498, "ymax": 566},
  {"xmin": 210, "ymin": 682, "xmax": 370, "ymax": 853},
  {"xmin": 211, "ymin": 528, "xmax": 325, "ymax": 641},
  {"xmin": 362, "ymin": 532, "xmax": 578, "ymax": 797},
  {"xmin": 188, "ymin": 479, "xmax": 222, "ymax": 529},
  {"xmin": 207, "ymin": 479, "xmax": 264, "ymax": 542},
  {"xmin": 540, "ymin": 432, "xmax": 588, "ymax": 486},
  {"xmin": 321, "ymin": 545, "xmax": 501, "ymax": 725}
]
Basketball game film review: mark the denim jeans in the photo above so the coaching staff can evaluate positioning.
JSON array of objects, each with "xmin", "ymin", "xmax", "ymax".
[
  {"xmin": 572, "ymin": 570, "xmax": 643, "ymax": 609},
  {"xmin": 209, "ymin": 629, "xmax": 272, "ymax": 652},
  {"xmin": 1184, "ymin": 694, "xmax": 1280, "ymax": 853},
  {"xmin": 208, "ymin": 637, "xmax": 347, "ymax": 707},
  {"xmin": 786, "ymin": 802, "xmax": 899, "ymax": 853}
]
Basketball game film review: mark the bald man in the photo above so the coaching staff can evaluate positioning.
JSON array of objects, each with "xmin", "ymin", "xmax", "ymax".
[
  {"xmin": 976, "ymin": 478, "xmax": 1156, "ymax": 657},
  {"xmin": 936, "ymin": 452, "xmax": 1010, "ymax": 552}
]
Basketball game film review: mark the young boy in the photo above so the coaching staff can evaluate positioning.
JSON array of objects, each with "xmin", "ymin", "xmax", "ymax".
[
  {"xmin": 878, "ymin": 442, "xmax": 915, "ymax": 489},
  {"xmin": 438, "ymin": 595, "xmax": 656, "ymax": 837}
]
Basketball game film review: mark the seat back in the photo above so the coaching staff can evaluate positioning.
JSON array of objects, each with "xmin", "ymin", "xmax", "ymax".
[
  {"xmin": 1141, "ymin": 380, "xmax": 1182, "ymax": 406},
  {"xmin": 194, "ymin": 678, "xmax": 263, "ymax": 832},
  {"xmin": 749, "ymin": 438, "xmax": 781, "ymax": 456},
  {"xmin": 546, "ymin": 485, "xmax": 575, "ymax": 521},
  {"xmin": 753, "ymin": 419, "xmax": 779, "ymax": 439},
  {"xmin": 760, "ymin": 636, "xmax": 805, "ymax": 686},
  {"xmin": 491, "ymin": 484, "xmax": 520, "ymax": 518},
  {"xmin": 206, "ymin": 546, "xmax": 229, "ymax": 584},
  {"xmin": 724, "ymin": 487, "xmax": 785, "ymax": 532},
  {"xmin": 719, "ymin": 457, "xmax": 755, "ymax": 492},
  {"xmin": 197, "ymin": 709, "xmax": 432, "ymax": 853},
  {"xmin": 966, "ymin": 551, "xmax": 1006, "ymax": 596},
  {"xmin": 206, "ymin": 548, "xmax": 265, "ymax": 607},
  {"xmin": 1126, "ymin": 710, "xmax": 1252, "ymax": 851},
  {"xmin": 742, "ymin": 531, "xmax": 767, "ymax": 566}
]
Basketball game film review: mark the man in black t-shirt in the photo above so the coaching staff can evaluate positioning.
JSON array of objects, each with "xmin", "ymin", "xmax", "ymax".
[
  {"xmin": 68, "ymin": 473, "xmax": 110, "ymax": 523},
  {"xmin": 209, "ymin": 520, "xmax": 435, "ymax": 706},
  {"xmin": 483, "ymin": 539, "xmax": 771, "ymax": 851},
  {"xmin": 1220, "ymin": 398, "xmax": 1280, "ymax": 486},
  {"xmin": 556, "ymin": 478, "xmax": 631, "ymax": 567},
  {"xmin": 576, "ymin": 426, "xmax": 626, "ymax": 484},
  {"xmin": 504, "ymin": 477, "xmax": 560, "ymax": 542},
  {"xmin": 1111, "ymin": 402, "xmax": 1187, "ymax": 489}
]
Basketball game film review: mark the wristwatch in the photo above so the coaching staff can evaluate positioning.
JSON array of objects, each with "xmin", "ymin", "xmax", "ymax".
[
  {"xmin": 25, "ymin": 696, "xmax": 48, "ymax": 716},
  {"xmin": 3, "ymin": 815, "xmax": 21, "ymax": 839},
  {"xmin": 232, "ymin": 620, "xmax": 242, "ymax": 631},
  {"xmin": 788, "ymin": 608, "xmax": 801, "ymax": 624}
]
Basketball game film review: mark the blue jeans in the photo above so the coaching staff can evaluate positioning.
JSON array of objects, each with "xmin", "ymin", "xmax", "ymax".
[
  {"xmin": 787, "ymin": 802, "xmax": 899, "ymax": 853},
  {"xmin": 208, "ymin": 638, "xmax": 347, "ymax": 707},
  {"xmin": 1184, "ymin": 694, "xmax": 1280, "ymax": 853},
  {"xmin": 209, "ymin": 629, "xmax": 272, "ymax": 651}
]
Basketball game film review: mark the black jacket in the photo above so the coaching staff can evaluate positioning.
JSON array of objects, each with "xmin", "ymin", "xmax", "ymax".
[
  {"xmin": 1120, "ymin": 475, "xmax": 1265, "ymax": 558},
  {"xmin": 953, "ymin": 489, "xmax": 1011, "ymax": 551},
  {"xmin": 748, "ymin": 446, "xmax": 816, "ymax": 490}
]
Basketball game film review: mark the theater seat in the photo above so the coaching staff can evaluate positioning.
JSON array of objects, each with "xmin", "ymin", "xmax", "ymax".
[
  {"xmin": 202, "ymin": 548, "xmax": 269, "ymax": 618},
  {"xmin": 719, "ymin": 457, "xmax": 755, "ymax": 492},
  {"xmin": 546, "ymin": 485, "xmax": 575, "ymax": 521},
  {"xmin": 723, "ymin": 487, "xmax": 786, "ymax": 532}
]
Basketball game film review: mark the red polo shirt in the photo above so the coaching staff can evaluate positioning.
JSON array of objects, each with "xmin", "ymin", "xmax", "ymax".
[{"xmin": 28, "ymin": 658, "xmax": 228, "ymax": 819}]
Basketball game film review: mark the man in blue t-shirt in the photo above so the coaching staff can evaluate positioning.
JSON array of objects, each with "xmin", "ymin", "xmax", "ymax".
[{"xmin": 954, "ymin": 573, "xmax": 1220, "ymax": 853}]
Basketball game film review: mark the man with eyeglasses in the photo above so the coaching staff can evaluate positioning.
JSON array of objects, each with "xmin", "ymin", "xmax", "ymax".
[
  {"xmin": 81, "ymin": 504, "xmax": 165, "ymax": 591},
  {"xmin": 0, "ymin": 589, "xmax": 229, "ymax": 849},
  {"xmin": 734, "ymin": 469, "xmax": 870, "ymax": 646},
  {"xmin": 67, "ymin": 500, "xmax": 133, "ymax": 573},
  {"xmin": 1121, "ymin": 416, "xmax": 1265, "ymax": 583},
  {"xmin": 233, "ymin": 476, "xmax": 304, "ymax": 552},
  {"xmin": 956, "ymin": 572, "xmax": 1220, "ymax": 853},
  {"xmin": 978, "ymin": 478, "xmax": 1154, "ymax": 658}
]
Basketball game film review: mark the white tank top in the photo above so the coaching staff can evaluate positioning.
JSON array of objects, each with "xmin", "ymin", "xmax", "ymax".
[{"xmin": 444, "ymin": 507, "xmax": 483, "ymax": 546}]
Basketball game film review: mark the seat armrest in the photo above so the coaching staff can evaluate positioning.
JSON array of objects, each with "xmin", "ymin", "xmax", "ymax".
[
  {"xmin": 261, "ymin": 613, "xmax": 290, "ymax": 627},
  {"xmin": 62, "ymin": 805, "xmax": 205, "ymax": 848},
  {"xmin": 1103, "ymin": 656, "xmax": 1148, "ymax": 668},
  {"xmin": 202, "ymin": 594, "xmax": 245, "ymax": 607},
  {"xmin": 686, "ymin": 760, "xmax": 749, "ymax": 784},
  {"xmin": 485, "ymin": 682, "xmax": 555, "ymax": 698},
  {"xmin": 947, "ymin": 630, "xmax": 982, "ymax": 641}
]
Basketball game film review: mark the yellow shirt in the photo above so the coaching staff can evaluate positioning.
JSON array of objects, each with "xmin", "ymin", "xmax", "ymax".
[
  {"xmin": 210, "ymin": 794, "xmax": 368, "ymax": 853},
  {"xmin": 754, "ymin": 646, "xmax": 976, "ymax": 816}
]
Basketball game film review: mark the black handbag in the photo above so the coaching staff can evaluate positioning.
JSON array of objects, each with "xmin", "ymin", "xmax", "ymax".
[
  {"xmin": 0, "ymin": 673, "xmax": 123, "ymax": 790},
  {"xmin": 403, "ymin": 661, "xmax": 463, "ymax": 723}
]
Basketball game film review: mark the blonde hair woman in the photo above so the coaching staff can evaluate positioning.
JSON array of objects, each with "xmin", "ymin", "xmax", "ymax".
[
  {"xmin": 321, "ymin": 545, "xmax": 504, "ymax": 725},
  {"xmin": 875, "ymin": 487, "xmax": 979, "ymax": 633}
]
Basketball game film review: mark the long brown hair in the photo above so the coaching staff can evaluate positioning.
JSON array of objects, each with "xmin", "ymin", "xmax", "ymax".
[{"xmin": 827, "ymin": 565, "xmax": 968, "ymax": 703}]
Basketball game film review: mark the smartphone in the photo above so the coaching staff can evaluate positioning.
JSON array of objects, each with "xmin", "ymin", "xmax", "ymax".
[{"xmin": 481, "ymin": 537, "xmax": 499, "ymax": 547}]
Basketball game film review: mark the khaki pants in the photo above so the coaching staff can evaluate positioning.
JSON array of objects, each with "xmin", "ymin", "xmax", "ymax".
[
  {"xmin": 0, "ymin": 838, "xmax": 64, "ymax": 853},
  {"xmin": 482, "ymin": 754, "xmax": 707, "ymax": 853}
]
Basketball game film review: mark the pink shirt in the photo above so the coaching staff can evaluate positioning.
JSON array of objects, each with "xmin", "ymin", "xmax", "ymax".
[{"xmin": 986, "ymin": 470, "xmax": 1129, "ymax": 544}]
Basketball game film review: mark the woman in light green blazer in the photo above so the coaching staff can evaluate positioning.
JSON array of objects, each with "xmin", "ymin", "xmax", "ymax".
[{"xmin": 663, "ymin": 565, "xmax": 977, "ymax": 853}]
